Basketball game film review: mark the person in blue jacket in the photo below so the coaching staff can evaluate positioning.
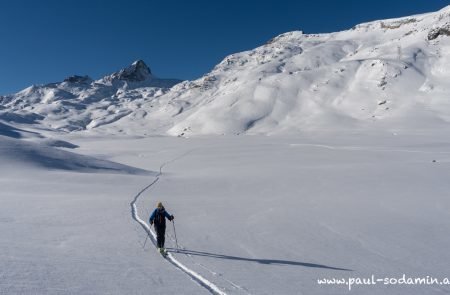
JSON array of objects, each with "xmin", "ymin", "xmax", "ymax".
[{"xmin": 149, "ymin": 202, "xmax": 174, "ymax": 253}]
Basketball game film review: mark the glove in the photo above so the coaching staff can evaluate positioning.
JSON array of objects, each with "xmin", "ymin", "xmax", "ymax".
[
  {"xmin": 170, "ymin": 215, "xmax": 174, "ymax": 221},
  {"xmin": 150, "ymin": 221, "xmax": 153, "ymax": 226}
]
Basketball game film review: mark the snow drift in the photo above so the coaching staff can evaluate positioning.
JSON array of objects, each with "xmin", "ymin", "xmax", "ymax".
[{"xmin": 0, "ymin": 135, "xmax": 153, "ymax": 175}]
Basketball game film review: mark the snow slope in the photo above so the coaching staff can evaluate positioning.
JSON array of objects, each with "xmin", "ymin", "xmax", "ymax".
[
  {"xmin": 160, "ymin": 5, "xmax": 450, "ymax": 136},
  {"xmin": 2, "ymin": 7, "xmax": 450, "ymax": 136},
  {"xmin": 0, "ymin": 60, "xmax": 181, "ymax": 132}
]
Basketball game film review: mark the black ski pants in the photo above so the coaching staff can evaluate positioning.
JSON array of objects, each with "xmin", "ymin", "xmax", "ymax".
[{"xmin": 155, "ymin": 225, "xmax": 166, "ymax": 248}]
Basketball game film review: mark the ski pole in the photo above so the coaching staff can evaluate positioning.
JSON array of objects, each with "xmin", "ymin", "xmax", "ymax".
[
  {"xmin": 172, "ymin": 220, "xmax": 179, "ymax": 252},
  {"xmin": 143, "ymin": 224, "xmax": 152, "ymax": 249},
  {"xmin": 142, "ymin": 233, "xmax": 149, "ymax": 249}
]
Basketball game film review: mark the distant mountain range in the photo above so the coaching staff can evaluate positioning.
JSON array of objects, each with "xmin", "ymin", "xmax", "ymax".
[
  {"xmin": 1, "ymin": 5, "xmax": 450, "ymax": 136},
  {"xmin": 0, "ymin": 60, "xmax": 181, "ymax": 132}
]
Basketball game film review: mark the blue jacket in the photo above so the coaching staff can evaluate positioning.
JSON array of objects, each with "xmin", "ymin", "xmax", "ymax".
[{"xmin": 149, "ymin": 207, "xmax": 172, "ymax": 227}]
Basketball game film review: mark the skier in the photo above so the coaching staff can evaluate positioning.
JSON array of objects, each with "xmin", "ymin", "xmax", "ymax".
[{"xmin": 149, "ymin": 202, "xmax": 174, "ymax": 255}]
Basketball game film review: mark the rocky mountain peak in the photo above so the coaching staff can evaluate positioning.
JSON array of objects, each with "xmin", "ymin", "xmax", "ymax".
[{"xmin": 109, "ymin": 60, "xmax": 152, "ymax": 82}]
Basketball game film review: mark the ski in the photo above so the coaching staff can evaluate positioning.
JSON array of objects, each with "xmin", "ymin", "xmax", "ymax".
[{"xmin": 158, "ymin": 247, "xmax": 168, "ymax": 257}]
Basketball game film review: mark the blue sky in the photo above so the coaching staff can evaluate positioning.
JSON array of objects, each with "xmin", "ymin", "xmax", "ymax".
[{"xmin": 0, "ymin": 0, "xmax": 448, "ymax": 95}]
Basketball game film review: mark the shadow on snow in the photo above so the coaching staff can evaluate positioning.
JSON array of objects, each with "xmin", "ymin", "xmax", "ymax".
[{"xmin": 167, "ymin": 248, "xmax": 352, "ymax": 271}]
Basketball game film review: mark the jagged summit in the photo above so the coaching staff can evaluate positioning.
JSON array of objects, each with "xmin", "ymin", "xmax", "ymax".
[
  {"xmin": 106, "ymin": 60, "xmax": 153, "ymax": 82},
  {"xmin": 97, "ymin": 60, "xmax": 181, "ymax": 88}
]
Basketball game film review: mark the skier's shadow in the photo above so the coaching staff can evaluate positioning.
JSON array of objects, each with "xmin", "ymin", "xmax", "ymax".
[{"xmin": 166, "ymin": 248, "xmax": 352, "ymax": 271}]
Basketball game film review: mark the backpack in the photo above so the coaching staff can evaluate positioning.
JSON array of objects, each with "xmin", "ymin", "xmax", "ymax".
[{"xmin": 154, "ymin": 207, "xmax": 166, "ymax": 227}]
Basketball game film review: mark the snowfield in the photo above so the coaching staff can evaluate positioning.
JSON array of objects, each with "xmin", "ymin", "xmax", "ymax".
[
  {"xmin": 2, "ymin": 5, "xmax": 450, "ymax": 295},
  {"xmin": 2, "ymin": 131, "xmax": 450, "ymax": 294}
]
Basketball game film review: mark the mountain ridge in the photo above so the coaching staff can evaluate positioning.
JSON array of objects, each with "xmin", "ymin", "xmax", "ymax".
[
  {"xmin": 0, "ymin": 60, "xmax": 182, "ymax": 132},
  {"xmin": 1, "ymin": 6, "xmax": 450, "ymax": 136}
]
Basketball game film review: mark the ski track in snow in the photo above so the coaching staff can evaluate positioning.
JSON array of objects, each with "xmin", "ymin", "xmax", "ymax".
[
  {"xmin": 130, "ymin": 150, "xmax": 244, "ymax": 295},
  {"xmin": 167, "ymin": 246, "xmax": 251, "ymax": 295},
  {"xmin": 289, "ymin": 143, "xmax": 450, "ymax": 154}
]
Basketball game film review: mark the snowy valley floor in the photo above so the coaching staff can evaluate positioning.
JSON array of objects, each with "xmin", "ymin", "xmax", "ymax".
[{"xmin": 1, "ymin": 131, "xmax": 450, "ymax": 295}]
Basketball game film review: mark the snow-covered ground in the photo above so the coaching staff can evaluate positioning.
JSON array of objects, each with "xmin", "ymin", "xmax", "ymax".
[
  {"xmin": 2, "ymin": 131, "xmax": 450, "ymax": 294},
  {"xmin": 2, "ymin": 5, "xmax": 450, "ymax": 295}
]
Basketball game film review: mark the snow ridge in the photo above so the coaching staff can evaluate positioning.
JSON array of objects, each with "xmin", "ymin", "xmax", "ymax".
[
  {"xmin": 0, "ymin": 60, "xmax": 182, "ymax": 132},
  {"xmin": 130, "ymin": 152, "xmax": 227, "ymax": 295}
]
